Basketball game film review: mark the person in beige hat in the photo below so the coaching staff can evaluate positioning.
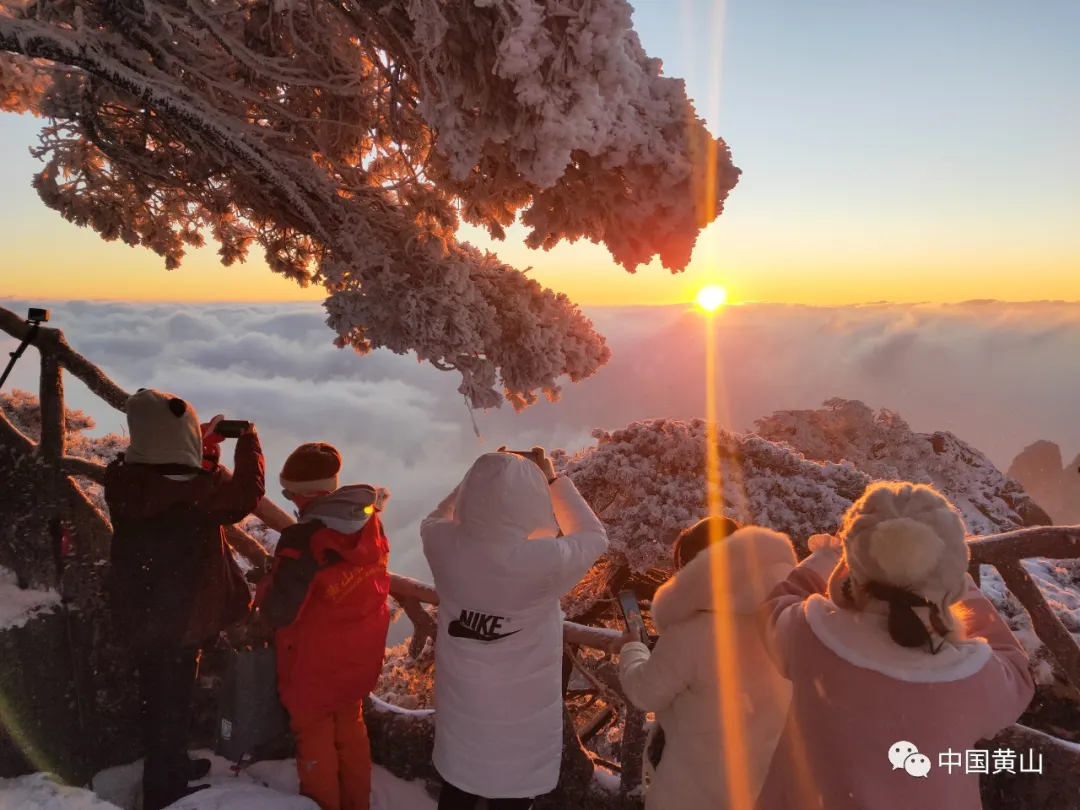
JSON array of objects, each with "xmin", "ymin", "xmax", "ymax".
[{"xmin": 756, "ymin": 481, "xmax": 1034, "ymax": 810}]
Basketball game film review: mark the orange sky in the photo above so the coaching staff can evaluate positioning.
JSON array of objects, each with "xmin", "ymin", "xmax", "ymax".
[
  {"xmin": 3, "ymin": 210, "xmax": 1077, "ymax": 307},
  {"xmin": 2, "ymin": 0, "xmax": 1078, "ymax": 307}
]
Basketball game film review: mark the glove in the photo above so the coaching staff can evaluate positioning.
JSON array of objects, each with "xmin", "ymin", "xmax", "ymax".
[
  {"xmin": 808, "ymin": 533, "xmax": 843, "ymax": 553},
  {"xmin": 200, "ymin": 414, "xmax": 225, "ymax": 469}
]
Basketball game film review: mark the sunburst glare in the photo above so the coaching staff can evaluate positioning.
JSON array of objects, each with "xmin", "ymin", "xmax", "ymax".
[{"xmin": 696, "ymin": 285, "xmax": 728, "ymax": 313}]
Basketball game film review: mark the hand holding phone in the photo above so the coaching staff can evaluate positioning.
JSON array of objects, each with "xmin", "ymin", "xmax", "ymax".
[
  {"xmin": 214, "ymin": 419, "xmax": 253, "ymax": 438},
  {"xmin": 498, "ymin": 446, "xmax": 557, "ymax": 483}
]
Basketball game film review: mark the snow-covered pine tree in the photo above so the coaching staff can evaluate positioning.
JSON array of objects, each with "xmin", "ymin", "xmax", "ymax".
[{"xmin": 0, "ymin": 0, "xmax": 740, "ymax": 410}]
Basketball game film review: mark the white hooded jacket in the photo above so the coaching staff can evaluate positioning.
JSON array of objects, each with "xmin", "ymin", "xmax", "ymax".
[
  {"xmin": 618, "ymin": 526, "xmax": 797, "ymax": 810},
  {"xmin": 421, "ymin": 453, "xmax": 608, "ymax": 799}
]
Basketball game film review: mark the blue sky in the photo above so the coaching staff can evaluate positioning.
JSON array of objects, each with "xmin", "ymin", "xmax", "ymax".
[{"xmin": 1, "ymin": 0, "xmax": 1077, "ymax": 304}]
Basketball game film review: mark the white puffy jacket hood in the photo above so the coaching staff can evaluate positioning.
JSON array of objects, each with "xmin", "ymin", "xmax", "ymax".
[{"xmin": 452, "ymin": 452, "xmax": 559, "ymax": 540}]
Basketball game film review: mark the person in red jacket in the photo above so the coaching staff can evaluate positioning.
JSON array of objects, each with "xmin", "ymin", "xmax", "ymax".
[{"xmin": 256, "ymin": 442, "xmax": 391, "ymax": 810}]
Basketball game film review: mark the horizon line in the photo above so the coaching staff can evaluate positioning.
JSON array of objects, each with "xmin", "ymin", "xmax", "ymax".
[{"xmin": 4, "ymin": 296, "xmax": 1080, "ymax": 309}]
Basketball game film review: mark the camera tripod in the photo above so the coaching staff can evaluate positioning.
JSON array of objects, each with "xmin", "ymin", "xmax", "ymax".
[{"xmin": 0, "ymin": 312, "xmax": 47, "ymax": 392}]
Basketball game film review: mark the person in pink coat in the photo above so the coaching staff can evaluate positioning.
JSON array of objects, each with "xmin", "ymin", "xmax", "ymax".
[{"xmin": 756, "ymin": 481, "xmax": 1035, "ymax": 810}]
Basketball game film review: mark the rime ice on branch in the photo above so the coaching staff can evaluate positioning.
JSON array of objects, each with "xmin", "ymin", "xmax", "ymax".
[{"xmin": 0, "ymin": 0, "xmax": 740, "ymax": 409}]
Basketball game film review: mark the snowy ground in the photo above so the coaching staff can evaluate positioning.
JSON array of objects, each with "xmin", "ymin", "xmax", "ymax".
[
  {"xmin": 0, "ymin": 752, "xmax": 435, "ymax": 810},
  {"xmin": 0, "ymin": 567, "xmax": 60, "ymax": 631}
]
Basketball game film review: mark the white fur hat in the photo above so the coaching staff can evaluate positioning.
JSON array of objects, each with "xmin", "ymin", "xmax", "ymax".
[{"xmin": 831, "ymin": 482, "xmax": 970, "ymax": 617}]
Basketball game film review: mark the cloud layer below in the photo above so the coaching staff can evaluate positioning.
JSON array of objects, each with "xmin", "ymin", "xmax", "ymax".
[{"xmin": 3, "ymin": 297, "xmax": 1079, "ymax": 582}]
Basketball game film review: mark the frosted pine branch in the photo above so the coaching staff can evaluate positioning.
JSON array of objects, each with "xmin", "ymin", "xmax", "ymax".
[{"xmin": 0, "ymin": 0, "xmax": 739, "ymax": 408}]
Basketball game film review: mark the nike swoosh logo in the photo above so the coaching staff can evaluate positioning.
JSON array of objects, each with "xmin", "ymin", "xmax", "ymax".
[{"xmin": 447, "ymin": 621, "xmax": 522, "ymax": 642}]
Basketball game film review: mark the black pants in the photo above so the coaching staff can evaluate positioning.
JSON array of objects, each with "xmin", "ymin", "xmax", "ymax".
[
  {"xmin": 437, "ymin": 781, "xmax": 534, "ymax": 810},
  {"xmin": 137, "ymin": 645, "xmax": 200, "ymax": 810}
]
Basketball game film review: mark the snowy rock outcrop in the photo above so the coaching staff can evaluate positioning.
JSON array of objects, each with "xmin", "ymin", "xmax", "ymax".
[
  {"xmin": 1008, "ymin": 440, "xmax": 1080, "ymax": 525},
  {"xmin": 1009, "ymin": 440, "xmax": 1067, "ymax": 523},
  {"xmin": 755, "ymin": 398, "xmax": 1053, "ymax": 534},
  {"xmin": 555, "ymin": 417, "xmax": 872, "ymax": 617}
]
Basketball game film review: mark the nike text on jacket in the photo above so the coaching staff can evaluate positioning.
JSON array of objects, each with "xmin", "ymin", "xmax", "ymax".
[{"xmin": 421, "ymin": 454, "xmax": 608, "ymax": 799}]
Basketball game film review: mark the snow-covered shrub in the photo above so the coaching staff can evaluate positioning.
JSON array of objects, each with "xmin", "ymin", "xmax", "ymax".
[
  {"xmin": 375, "ymin": 639, "xmax": 436, "ymax": 711},
  {"xmin": 2, "ymin": 388, "xmax": 126, "ymax": 510}
]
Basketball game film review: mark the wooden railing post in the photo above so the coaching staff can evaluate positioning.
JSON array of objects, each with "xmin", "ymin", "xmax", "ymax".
[
  {"xmin": 619, "ymin": 706, "xmax": 647, "ymax": 798},
  {"xmin": 38, "ymin": 347, "xmax": 66, "ymax": 461},
  {"xmin": 38, "ymin": 342, "xmax": 67, "ymax": 584}
]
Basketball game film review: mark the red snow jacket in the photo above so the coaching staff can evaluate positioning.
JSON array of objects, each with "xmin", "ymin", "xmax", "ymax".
[{"xmin": 256, "ymin": 485, "xmax": 391, "ymax": 719}]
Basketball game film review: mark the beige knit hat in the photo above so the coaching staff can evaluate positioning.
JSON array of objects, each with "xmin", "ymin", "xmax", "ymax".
[
  {"xmin": 828, "ymin": 481, "xmax": 970, "ymax": 641},
  {"xmin": 124, "ymin": 388, "xmax": 203, "ymax": 469},
  {"xmin": 280, "ymin": 442, "xmax": 342, "ymax": 495}
]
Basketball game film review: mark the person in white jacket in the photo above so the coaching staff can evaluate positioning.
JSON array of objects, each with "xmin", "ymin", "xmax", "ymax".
[
  {"xmin": 421, "ymin": 447, "xmax": 608, "ymax": 810},
  {"xmin": 614, "ymin": 518, "xmax": 798, "ymax": 810}
]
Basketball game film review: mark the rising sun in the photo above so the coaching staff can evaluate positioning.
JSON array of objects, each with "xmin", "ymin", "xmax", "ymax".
[{"xmin": 695, "ymin": 285, "xmax": 728, "ymax": 312}]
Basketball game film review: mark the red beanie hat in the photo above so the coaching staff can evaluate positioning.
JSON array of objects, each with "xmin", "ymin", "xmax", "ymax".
[{"xmin": 280, "ymin": 442, "xmax": 342, "ymax": 495}]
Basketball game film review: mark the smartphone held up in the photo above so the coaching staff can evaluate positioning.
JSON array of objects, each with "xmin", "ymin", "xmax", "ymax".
[
  {"xmin": 616, "ymin": 589, "xmax": 648, "ymax": 644},
  {"xmin": 214, "ymin": 419, "xmax": 252, "ymax": 438},
  {"xmin": 498, "ymin": 446, "xmax": 545, "ymax": 469}
]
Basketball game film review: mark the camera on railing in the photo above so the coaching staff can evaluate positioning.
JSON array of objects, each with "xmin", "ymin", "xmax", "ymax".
[{"xmin": 1, "ymin": 306, "xmax": 53, "ymax": 392}]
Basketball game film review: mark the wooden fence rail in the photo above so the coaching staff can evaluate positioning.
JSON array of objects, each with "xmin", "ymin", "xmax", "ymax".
[{"xmin": 5, "ymin": 303, "xmax": 1080, "ymax": 797}]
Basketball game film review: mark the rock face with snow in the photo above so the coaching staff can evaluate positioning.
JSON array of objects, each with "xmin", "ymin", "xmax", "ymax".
[{"xmin": 755, "ymin": 398, "xmax": 1053, "ymax": 534}]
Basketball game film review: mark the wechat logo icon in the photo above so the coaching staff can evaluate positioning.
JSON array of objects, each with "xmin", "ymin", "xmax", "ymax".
[{"xmin": 889, "ymin": 741, "xmax": 932, "ymax": 778}]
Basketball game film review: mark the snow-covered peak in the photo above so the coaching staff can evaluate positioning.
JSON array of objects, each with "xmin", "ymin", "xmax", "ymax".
[
  {"xmin": 554, "ymin": 417, "xmax": 872, "ymax": 617},
  {"xmin": 754, "ymin": 398, "xmax": 1051, "ymax": 535}
]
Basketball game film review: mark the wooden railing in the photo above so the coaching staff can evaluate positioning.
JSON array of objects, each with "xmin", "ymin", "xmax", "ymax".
[
  {"xmin": 6, "ymin": 303, "xmax": 1080, "ymax": 796},
  {"xmin": 968, "ymin": 527, "xmax": 1080, "ymax": 684},
  {"xmin": 0, "ymin": 304, "xmax": 639, "ymax": 793}
]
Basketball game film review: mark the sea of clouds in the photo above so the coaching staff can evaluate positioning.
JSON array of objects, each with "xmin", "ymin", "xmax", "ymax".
[{"xmin": 3, "ymin": 297, "xmax": 1079, "ymax": 582}]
